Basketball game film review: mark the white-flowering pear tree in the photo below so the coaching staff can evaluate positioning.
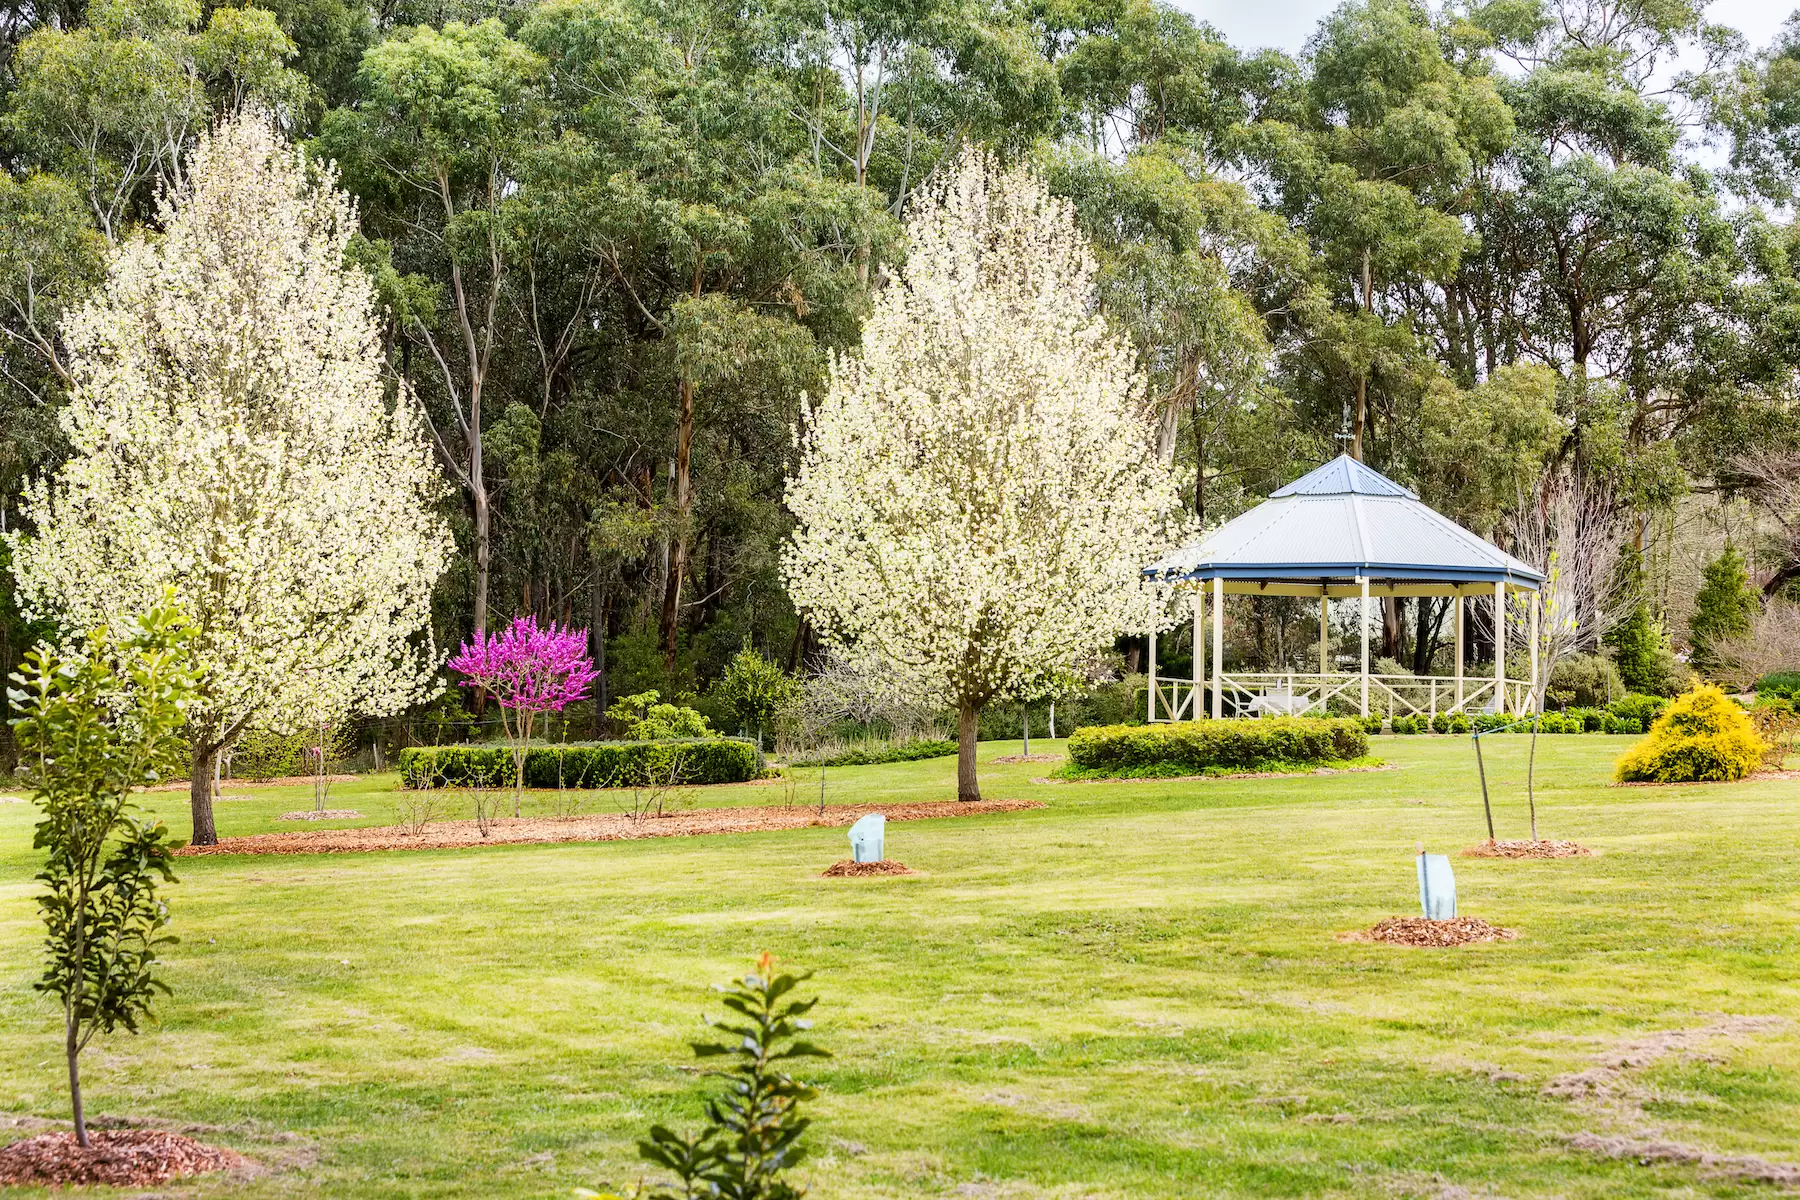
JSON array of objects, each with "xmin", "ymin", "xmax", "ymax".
[
  {"xmin": 784, "ymin": 149, "xmax": 1185, "ymax": 803},
  {"xmin": 11, "ymin": 113, "xmax": 451, "ymax": 846}
]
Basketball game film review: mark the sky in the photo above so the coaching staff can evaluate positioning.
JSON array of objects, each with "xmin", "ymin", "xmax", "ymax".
[{"xmin": 1168, "ymin": 0, "xmax": 1797, "ymax": 55}]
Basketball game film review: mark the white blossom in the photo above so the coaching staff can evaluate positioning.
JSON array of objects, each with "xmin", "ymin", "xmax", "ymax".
[
  {"xmin": 11, "ymin": 113, "xmax": 451, "ymax": 839},
  {"xmin": 783, "ymin": 149, "xmax": 1186, "ymax": 798}
]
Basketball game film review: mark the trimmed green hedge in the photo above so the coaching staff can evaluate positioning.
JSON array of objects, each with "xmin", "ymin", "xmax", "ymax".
[
  {"xmin": 789, "ymin": 739, "xmax": 958, "ymax": 768},
  {"xmin": 1066, "ymin": 717, "xmax": 1370, "ymax": 777},
  {"xmin": 397, "ymin": 739, "xmax": 761, "ymax": 788}
]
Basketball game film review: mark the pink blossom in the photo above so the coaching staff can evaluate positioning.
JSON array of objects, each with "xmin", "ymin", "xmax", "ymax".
[{"xmin": 448, "ymin": 617, "xmax": 598, "ymax": 716}]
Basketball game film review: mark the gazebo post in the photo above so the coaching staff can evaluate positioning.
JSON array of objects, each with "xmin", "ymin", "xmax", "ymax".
[
  {"xmin": 1454, "ymin": 593, "xmax": 1464, "ymax": 709},
  {"xmin": 1319, "ymin": 594, "xmax": 1329, "ymax": 677},
  {"xmin": 1147, "ymin": 624, "xmax": 1157, "ymax": 723},
  {"xmin": 1529, "ymin": 589, "xmax": 1540, "ymax": 714},
  {"xmin": 1359, "ymin": 577, "xmax": 1371, "ymax": 718},
  {"xmin": 1192, "ymin": 588, "xmax": 1203, "ymax": 721},
  {"xmin": 1211, "ymin": 576, "xmax": 1224, "ymax": 720},
  {"xmin": 1494, "ymin": 580, "xmax": 1506, "ymax": 715}
]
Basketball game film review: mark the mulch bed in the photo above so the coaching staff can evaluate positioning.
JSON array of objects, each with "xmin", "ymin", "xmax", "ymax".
[
  {"xmin": 992, "ymin": 753, "xmax": 1064, "ymax": 765},
  {"xmin": 1339, "ymin": 917, "xmax": 1516, "ymax": 947},
  {"xmin": 175, "ymin": 798, "xmax": 1045, "ymax": 856},
  {"xmin": 278, "ymin": 809, "xmax": 365, "ymax": 821},
  {"xmin": 0, "ymin": 1129, "xmax": 245, "ymax": 1187},
  {"xmin": 1461, "ymin": 839, "xmax": 1592, "ymax": 859},
  {"xmin": 1613, "ymin": 770, "xmax": 1800, "ymax": 788},
  {"xmin": 821, "ymin": 859, "xmax": 915, "ymax": 877}
]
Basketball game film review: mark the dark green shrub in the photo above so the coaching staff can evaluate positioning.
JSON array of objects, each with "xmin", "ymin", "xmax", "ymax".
[
  {"xmin": 1065, "ymin": 717, "xmax": 1370, "ymax": 777},
  {"xmin": 1608, "ymin": 693, "xmax": 1668, "ymax": 728},
  {"xmin": 1756, "ymin": 671, "xmax": 1800, "ymax": 700},
  {"xmin": 789, "ymin": 739, "xmax": 958, "ymax": 768},
  {"xmin": 1390, "ymin": 715, "xmax": 1429, "ymax": 734},
  {"xmin": 398, "ymin": 739, "xmax": 760, "ymax": 789},
  {"xmin": 1565, "ymin": 707, "xmax": 1607, "ymax": 732},
  {"xmin": 1690, "ymin": 546, "xmax": 1761, "ymax": 674},
  {"xmin": 1432, "ymin": 712, "xmax": 1471, "ymax": 734},
  {"xmin": 1359, "ymin": 715, "xmax": 1384, "ymax": 734},
  {"xmin": 1548, "ymin": 654, "xmax": 1625, "ymax": 709},
  {"xmin": 1608, "ymin": 604, "xmax": 1689, "ymax": 695}
]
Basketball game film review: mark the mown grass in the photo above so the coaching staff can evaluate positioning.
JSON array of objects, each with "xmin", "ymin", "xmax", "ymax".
[{"xmin": 0, "ymin": 735, "xmax": 1796, "ymax": 1198}]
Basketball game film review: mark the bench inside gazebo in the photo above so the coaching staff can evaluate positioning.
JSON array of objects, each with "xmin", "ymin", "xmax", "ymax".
[{"xmin": 1140, "ymin": 456, "xmax": 1545, "ymax": 722}]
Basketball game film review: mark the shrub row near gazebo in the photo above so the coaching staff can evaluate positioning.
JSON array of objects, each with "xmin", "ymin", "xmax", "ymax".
[
  {"xmin": 397, "ymin": 739, "xmax": 761, "ymax": 789},
  {"xmin": 1386, "ymin": 693, "xmax": 1667, "ymax": 736},
  {"xmin": 1065, "ymin": 717, "xmax": 1371, "ymax": 778}
]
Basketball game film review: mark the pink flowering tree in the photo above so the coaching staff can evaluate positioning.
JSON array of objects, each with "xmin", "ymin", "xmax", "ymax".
[{"xmin": 448, "ymin": 617, "xmax": 598, "ymax": 816}]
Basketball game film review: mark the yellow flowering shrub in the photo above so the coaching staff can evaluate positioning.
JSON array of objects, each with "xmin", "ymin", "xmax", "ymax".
[{"xmin": 1614, "ymin": 683, "xmax": 1766, "ymax": 783}]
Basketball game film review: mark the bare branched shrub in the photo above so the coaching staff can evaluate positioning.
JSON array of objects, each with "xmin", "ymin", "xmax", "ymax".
[
  {"xmin": 775, "ymin": 651, "xmax": 943, "ymax": 759},
  {"xmin": 390, "ymin": 786, "xmax": 451, "ymax": 836},
  {"xmin": 461, "ymin": 760, "xmax": 505, "ymax": 837},
  {"xmin": 1504, "ymin": 471, "xmax": 1633, "ymax": 840},
  {"xmin": 617, "ymin": 750, "xmax": 692, "ymax": 823},
  {"xmin": 1709, "ymin": 600, "xmax": 1800, "ymax": 692},
  {"xmin": 1733, "ymin": 449, "xmax": 1800, "ymax": 595}
]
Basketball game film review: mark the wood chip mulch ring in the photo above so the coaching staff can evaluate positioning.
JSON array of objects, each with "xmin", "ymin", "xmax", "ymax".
[
  {"xmin": 0, "ymin": 1129, "xmax": 246, "ymax": 1187},
  {"xmin": 1461, "ymin": 838, "xmax": 1593, "ymax": 859},
  {"xmin": 277, "ymin": 809, "xmax": 365, "ymax": 821},
  {"xmin": 1338, "ymin": 917, "xmax": 1517, "ymax": 947},
  {"xmin": 174, "ymin": 798, "xmax": 1046, "ymax": 856},
  {"xmin": 992, "ymin": 753, "xmax": 1065, "ymax": 764},
  {"xmin": 821, "ymin": 859, "xmax": 915, "ymax": 877}
]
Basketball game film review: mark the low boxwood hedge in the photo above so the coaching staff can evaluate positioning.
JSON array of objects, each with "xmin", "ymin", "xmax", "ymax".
[
  {"xmin": 1065, "ymin": 717, "xmax": 1370, "ymax": 778},
  {"xmin": 788, "ymin": 738, "xmax": 958, "ymax": 768},
  {"xmin": 397, "ymin": 739, "xmax": 761, "ymax": 789}
]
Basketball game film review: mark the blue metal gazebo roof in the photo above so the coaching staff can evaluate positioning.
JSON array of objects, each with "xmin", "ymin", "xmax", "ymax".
[{"xmin": 1143, "ymin": 455, "xmax": 1544, "ymax": 593}]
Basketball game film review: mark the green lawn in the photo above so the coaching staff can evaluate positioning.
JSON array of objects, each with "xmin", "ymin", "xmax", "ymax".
[{"xmin": 1, "ymin": 735, "xmax": 1797, "ymax": 1198}]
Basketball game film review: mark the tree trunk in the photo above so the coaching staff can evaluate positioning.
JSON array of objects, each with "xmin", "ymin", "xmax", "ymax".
[
  {"xmin": 189, "ymin": 740, "xmax": 218, "ymax": 847},
  {"xmin": 66, "ymin": 1015, "xmax": 86, "ymax": 1148},
  {"xmin": 1381, "ymin": 597, "xmax": 1401, "ymax": 661},
  {"xmin": 1352, "ymin": 246, "xmax": 1372, "ymax": 462},
  {"xmin": 590, "ymin": 582, "xmax": 609, "ymax": 738},
  {"xmin": 1412, "ymin": 598, "xmax": 1436, "ymax": 675},
  {"xmin": 660, "ymin": 377, "xmax": 694, "ymax": 671},
  {"xmin": 956, "ymin": 700, "xmax": 981, "ymax": 803}
]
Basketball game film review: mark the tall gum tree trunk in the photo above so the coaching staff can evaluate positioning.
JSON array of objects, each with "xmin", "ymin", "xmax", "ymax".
[
  {"xmin": 189, "ymin": 739, "xmax": 218, "ymax": 847},
  {"xmin": 660, "ymin": 375, "xmax": 695, "ymax": 670},
  {"xmin": 956, "ymin": 700, "xmax": 981, "ymax": 803}
]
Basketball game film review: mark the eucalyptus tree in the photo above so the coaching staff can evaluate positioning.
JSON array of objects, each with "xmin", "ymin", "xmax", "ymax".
[
  {"xmin": 321, "ymin": 19, "xmax": 545, "ymax": 647},
  {"xmin": 1248, "ymin": 0, "xmax": 1511, "ymax": 463},
  {"xmin": 522, "ymin": 0, "xmax": 892, "ymax": 672}
]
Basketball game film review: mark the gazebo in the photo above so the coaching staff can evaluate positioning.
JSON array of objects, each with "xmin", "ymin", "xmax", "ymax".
[{"xmin": 1140, "ymin": 455, "xmax": 1544, "ymax": 722}]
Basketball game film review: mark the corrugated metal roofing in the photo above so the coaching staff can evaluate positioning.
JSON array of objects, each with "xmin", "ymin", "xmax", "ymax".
[{"xmin": 1144, "ymin": 455, "xmax": 1545, "ymax": 589}]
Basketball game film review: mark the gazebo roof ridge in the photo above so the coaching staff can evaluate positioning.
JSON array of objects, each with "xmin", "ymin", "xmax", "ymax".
[
  {"xmin": 1269, "ymin": 454, "xmax": 1417, "ymax": 499},
  {"xmin": 1143, "ymin": 454, "xmax": 1545, "ymax": 593}
]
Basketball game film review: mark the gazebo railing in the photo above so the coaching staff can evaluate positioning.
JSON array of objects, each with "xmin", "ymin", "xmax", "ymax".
[{"xmin": 1152, "ymin": 674, "xmax": 1537, "ymax": 721}]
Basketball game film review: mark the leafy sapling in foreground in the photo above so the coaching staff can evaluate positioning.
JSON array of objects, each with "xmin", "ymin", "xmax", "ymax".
[
  {"xmin": 13, "ymin": 596, "xmax": 197, "ymax": 1148},
  {"xmin": 583, "ymin": 953, "xmax": 828, "ymax": 1200}
]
